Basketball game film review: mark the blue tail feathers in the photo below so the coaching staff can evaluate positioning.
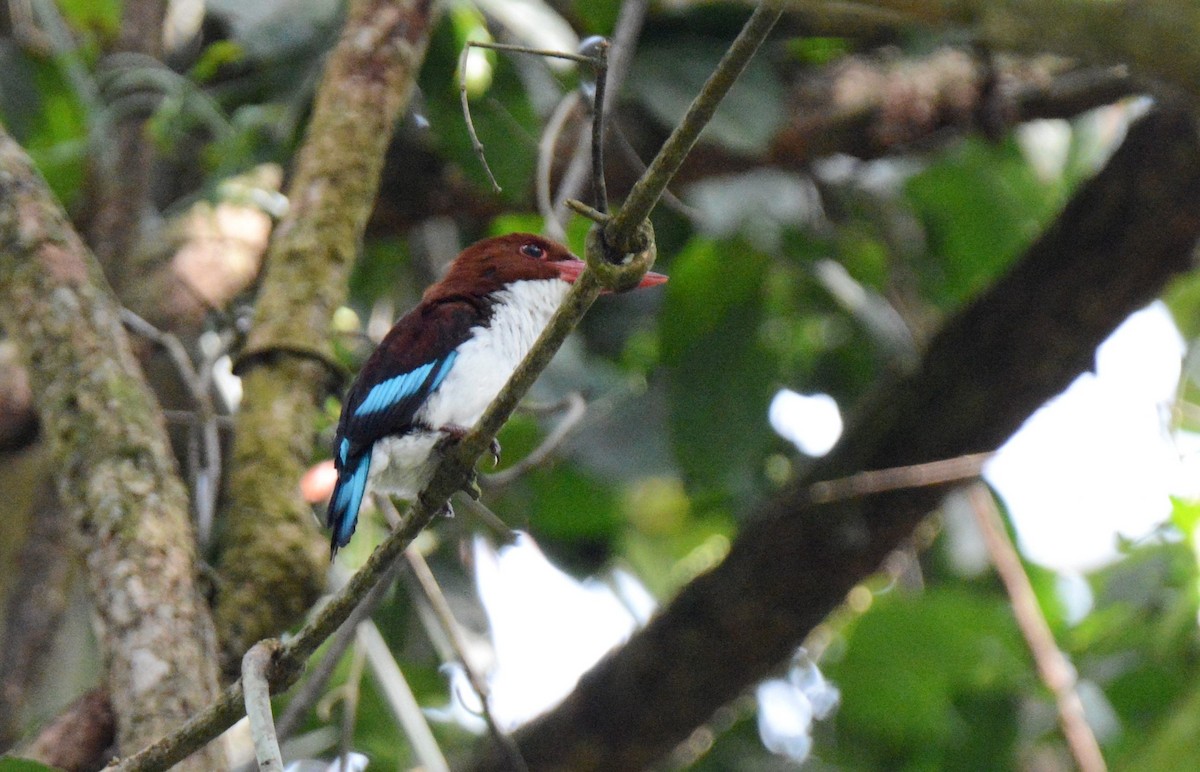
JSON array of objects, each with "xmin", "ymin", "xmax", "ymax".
[{"xmin": 328, "ymin": 439, "xmax": 371, "ymax": 553}]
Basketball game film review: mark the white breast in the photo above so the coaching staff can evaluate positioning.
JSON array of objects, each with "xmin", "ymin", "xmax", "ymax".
[{"xmin": 369, "ymin": 278, "xmax": 571, "ymax": 499}]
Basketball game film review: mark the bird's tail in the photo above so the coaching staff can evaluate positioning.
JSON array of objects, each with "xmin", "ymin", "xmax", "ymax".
[{"xmin": 328, "ymin": 440, "xmax": 371, "ymax": 554}]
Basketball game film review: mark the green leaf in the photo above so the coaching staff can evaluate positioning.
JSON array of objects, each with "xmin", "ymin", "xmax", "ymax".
[
  {"xmin": 905, "ymin": 137, "xmax": 1064, "ymax": 308},
  {"xmin": 828, "ymin": 588, "xmax": 1027, "ymax": 763},
  {"xmin": 1170, "ymin": 496, "xmax": 1200, "ymax": 552},
  {"xmin": 190, "ymin": 40, "xmax": 247, "ymax": 83},
  {"xmin": 627, "ymin": 37, "xmax": 784, "ymax": 157},
  {"xmin": 0, "ymin": 47, "xmax": 88, "ymax": 205},
  {"xmin": 0, "ymin": 758, "xmax": 60, "ymax": 772},
  {"xmin": 785, "ymin": 36, "xmax": 851, "ymax": 66},
  {"xmin": 659, "ymin": 238, "xmax": 778, "ymax": 497},
  {"xmin": 1168, "ymin": 341, "xmax": 1200, "ymax": 436},
  {"xmin": 573, "ymin": 0, "xmax": 623, "ymax": 35},
  {"xmin": 56, "ymin": 0, "xmax": 121, "ymax": 39},
  {"xmin": 1118, "ymin": 676, "xmax": 1200, "ymax": 772}
]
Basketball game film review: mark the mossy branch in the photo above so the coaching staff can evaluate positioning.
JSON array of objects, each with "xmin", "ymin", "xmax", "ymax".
[
  {"xmin": 0, "ymin": 128, "xmax": 224, "ymax": 770},
  {"xmin": 213, "ymin": 0, "xmax": 436, "ymax": 668}
]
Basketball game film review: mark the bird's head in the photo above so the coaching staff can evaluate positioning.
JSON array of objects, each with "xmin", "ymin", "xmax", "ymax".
[{"xmin": 428, "ymin": 233, "xmax": 667, "ymax": 302}]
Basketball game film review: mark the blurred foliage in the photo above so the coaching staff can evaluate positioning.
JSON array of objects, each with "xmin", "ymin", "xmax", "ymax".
[
  {"xmin": 4, "ymin": 0, "xmax": 1200, "ymax": 769},
  {"xmin": 0, "ymin": 759, "xmax": 59, "ymax": 772}
]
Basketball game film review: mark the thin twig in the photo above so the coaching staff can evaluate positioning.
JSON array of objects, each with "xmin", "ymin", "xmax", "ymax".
[
  {"xmin": 357, "ymin": 620, "xmax": 450, "ymax": 772},
  {"xmin": 566, "ymin": 198, "xmax": 608, "ymax": 224},
  {"xmin": 275, "ymin": 567, "xmax": 399, "ymax": 740},
  {"xmin": 314, "ymin": 638, "xmax": 364, "ymax": 772},
  {"xmin": 459, "ymin": 42, "xmax": 503, "ymax": 193},
  {"xmin": 586, "ymin": 38, "xmax": 611, "ymax": 214},
  {"xmin": 604, "ymin": 0, "xmax": 785, "ymax": 252},
  {"xmin": 965, "ymin": 485, "xmax": 1107, "ymax": 772},
  {"xmin": 334, "ymin": 643, "xmax": 366, "ymax": 772},
  {"xmin": 467, "ymin": 40, "xmax": 599, "ymax": 64},
  {"xmin": 483, "ymin": 391, "xmax": 586, "ymax": 487},
  {"xmin": 119, "ymin": 309, "xmax": 223, "ymax": 544},
  {"xmin": 242, "ymin": 642, "xmax": 285, "ymax": 772},
  {"xmin": 403, "ymin": 547, "xmax": 528, "ymax": 772},
  {"xmin": 550, "ymin": 0, "xmax": 651, "ymax": 229},
  {"xmin": 451, "ymin": 494, "xmax": 520, "ymax": 544},
  {"xmin": 537, "ymin": 92, "xmax": 583, "ymax": 239},
  {"xmin": 461, "ymin": 40, "xmax": 605, "ymax": 195},
  {"xmin": 807, "ymin": 451, "xmax": 993, "ymax": 504}
]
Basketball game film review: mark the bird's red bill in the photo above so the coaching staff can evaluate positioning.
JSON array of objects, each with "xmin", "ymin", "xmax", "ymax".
[{"xmin": 554, "ymin": 258, "xmax": 668, "ymax": 289}]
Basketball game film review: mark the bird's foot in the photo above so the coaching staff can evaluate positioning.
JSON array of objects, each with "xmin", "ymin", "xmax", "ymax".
[
  {"xmin": 461, "ymin": 468, "xmax": 483, "ymax": 501},
  {"xmin": 436, "ymin": 424, "xmax": 502, "ymax": 466},
  {"xmin": 436, "ymin": 423, "xmax": 470, "ymax": 448}
]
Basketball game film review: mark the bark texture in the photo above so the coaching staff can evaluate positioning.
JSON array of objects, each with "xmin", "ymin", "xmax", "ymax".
[
  {"xmin": 470, "ymin": 106, "xmax": 1200, "ymax": 770},
  {"xmin": 0, "ymin": 129, "xmax": 222, "ymax": 769},
  {"xmin": 214, "ymin": 0, "xmax": 436, "ymax": 667},
  {"xmin": 803, "ymin": 0, "xmax": 1200, "ymax": 99}
]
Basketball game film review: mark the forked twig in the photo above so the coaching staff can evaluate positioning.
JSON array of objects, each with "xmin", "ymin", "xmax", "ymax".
[
  {"xmin": 120, "ymin": 309, "xmax": 223, "ymax": 545},
  {"xmin": 549, "ymin": 0, "xmax": 651, "ymax": 230},
  {"xmin": 357, "ymin": 619, "xmax": 450, "ymax": 772},
  {"xmin": 460, "ymin": 39, "xmax": 608, "ymax": 200},
  {"xmin": 404, "ymin": 547, "xmax": 528, "ymax": 772}
]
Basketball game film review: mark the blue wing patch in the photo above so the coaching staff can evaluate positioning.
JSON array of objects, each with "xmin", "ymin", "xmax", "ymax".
[
  {"xmin": 328, "ymin": 438, "xmax": 372, "ymax": 552},
  {"xmin": 327, "ymin": 351, "xmax": 458, "ymax": 554},
  {"xmin": 353, "ymin": 351, "xmax": 458, "ymax": 417}
]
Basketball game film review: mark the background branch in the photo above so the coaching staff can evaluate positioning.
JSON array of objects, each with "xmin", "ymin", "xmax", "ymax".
[
  {"xmin": 0, "ymin": 128, "xmax": 223, "ymax": 769},
  {"xmin": 469, "ymin": 105, "xmax": 1200, "ymax": 770},
  {"xmin": 794, "ymin": 0, "xmax": 1200, "ymax": 100},
  {"xmin": 965, "ymin": 484, "xmax": 1106, "ymax": 772}
]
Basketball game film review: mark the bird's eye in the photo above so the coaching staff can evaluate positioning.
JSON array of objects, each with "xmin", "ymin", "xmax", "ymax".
[{"xmin": 520, "ymin": 243, "xmax": 545, "ymax": 259}]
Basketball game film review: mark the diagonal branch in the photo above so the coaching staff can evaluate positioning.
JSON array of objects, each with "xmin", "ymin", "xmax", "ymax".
[{"xmin": 467, "ymin": 104, "xmax": 1200, "ymax": 770}]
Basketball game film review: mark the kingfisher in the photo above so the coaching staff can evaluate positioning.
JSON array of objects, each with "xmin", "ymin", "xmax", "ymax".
[{"xmin": 326, "ymin": 232, "xmax": 667, "ymax": 552}]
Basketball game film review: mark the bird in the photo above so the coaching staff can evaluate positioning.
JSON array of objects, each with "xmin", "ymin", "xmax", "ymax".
[{"xmin": 326, "ymin": 232, "xmax": 667, "ymax": 553}]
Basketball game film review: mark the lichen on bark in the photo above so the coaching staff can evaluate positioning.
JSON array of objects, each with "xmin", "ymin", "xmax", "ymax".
[{"xmin": 0, "ymin": 129, "xmax": 223, "ymax": 770}]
